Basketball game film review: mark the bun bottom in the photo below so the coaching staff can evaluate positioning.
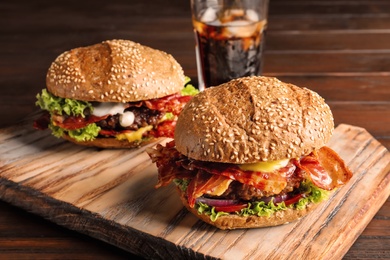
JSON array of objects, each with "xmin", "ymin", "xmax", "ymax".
[
  {"xmin": 62, "ymin": 134, "xmax": 157, "ymax": 149},
  {"xmin": 177, "ymin": 188, "xmax": 322, "ymax": 230}
]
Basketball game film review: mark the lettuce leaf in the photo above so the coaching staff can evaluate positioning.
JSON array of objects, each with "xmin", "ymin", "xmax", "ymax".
[
  {"xmin": 162, "ymin": 112, "xmax": 174, "ymax": 121},
  {"xmin": 173, "ymin": 178, "xmax": 190, "ymax": 191},
  {"xmin": 36, "ymin": 89, "xmax": 98, "ymax": 140},
  {"xmin": 295, "ymin": 180, "xmax": 331, "ymax": 210},
  {"xmin": 49, "ymin": 123, "xmax": 100, "ymax": 141},
  {"xmin": 181, "ymin": 77, "xmax": 199, "ymax": 96},
  {"xmin": 197, "ymin": 202, "xmax": 229, "ymax": 221},
  {"xmin": 242, "ymin": 201, "xmax": 288, "ymax": 217},
  {"xmin": 183, "ymin": 180, "xmax": 330, "ymax": 222},
  {"xmin": 36, "ymin": 89, "xmax": 92, "ymax": 117},
  {"xmin": 67, "ymin": 124, "xmax": 101, "ymax": 141}
]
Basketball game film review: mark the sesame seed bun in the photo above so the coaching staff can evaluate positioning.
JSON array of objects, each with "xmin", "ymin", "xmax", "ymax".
[
  {"xmin": 174, "ymin": 76, "xmax": 334, "ymax": 163},
  {"xmin": 46, "ymin": 39, "xmax": 185, "ymax": 102},
  {"xmin": 177, "ymin": 187, "xmax": 321, "ymax": 230}
]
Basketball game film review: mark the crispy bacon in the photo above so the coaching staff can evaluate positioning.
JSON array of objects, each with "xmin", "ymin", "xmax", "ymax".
[
  {"xmin": 144, "ymin": 93, "xmax": 192, "ymax": 115},
  {"xmin": 296, "ymin": 146, "xmax": 353, "ymax": 190},
  {"xmin": 186, "ymin": 172, "xmax": 231, "ymax": 207},
  {"xmin": 52, "ymin": 114, "xmax": 109, "ymax": 130},
  {"xmin": 33, "ymin": 112, "xmax": 108, "ymax": 131},
  {"xmin": 147, "ymin": 141, "xmax": 353, "ymax": 208},
  {"xmin": 149, "ymin": 120, "xmax": 176, "ymax": 138},
  {"xmin": 187, "ymin": 161, "xmax": 295, "ymax": 195},
  {"xmin": 149, "ymin": 141, "xmax": 193, "ymax": 188}
]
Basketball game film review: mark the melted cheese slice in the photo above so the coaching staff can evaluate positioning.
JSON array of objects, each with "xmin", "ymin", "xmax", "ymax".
[
  {"xmin": 238, "ymin": 159, "xmax": 290, "ymax": 173},
  {"xmin": 116, "ymin": 125, "xmax": 153, "ymax": 143}
]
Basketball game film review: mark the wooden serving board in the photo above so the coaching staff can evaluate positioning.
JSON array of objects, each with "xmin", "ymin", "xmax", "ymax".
[{"xmin": 0, "ymin": 113, "xmax": 389, "ymax": 260}]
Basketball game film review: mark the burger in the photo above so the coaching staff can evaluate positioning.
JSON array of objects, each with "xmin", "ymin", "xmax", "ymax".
[
  {"xmin": 34, "ymin": 39, "xmax": 198, "ymax": 148},
  {"xmin": 148, "ymin": 76, "xmax": 352, "ymax": 229}
]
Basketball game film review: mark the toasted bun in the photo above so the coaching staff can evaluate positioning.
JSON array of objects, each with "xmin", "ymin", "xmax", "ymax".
[
  {"xmin": 177, "ymin": 188, "xmax": 321, "ymax": 230},
  {"xmin": 46, "ymin": 39, "xmax": 185, "ymax": 102},
  {"xmin": 175, "ymin": 76, "xmax": 334, "ymax": 163},
  {"xmin": 62, "ymin": 134, "xmax": 157, "ymax": 149}
]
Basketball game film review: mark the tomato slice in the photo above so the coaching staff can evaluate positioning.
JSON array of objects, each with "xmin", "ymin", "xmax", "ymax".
[
  {"xmin": 214, "ymin": 203, "xmax": 247, "ymax": 213},
  {"xmin": 283, "ymin": 194, "xmax": 303, "ymax": 206}
]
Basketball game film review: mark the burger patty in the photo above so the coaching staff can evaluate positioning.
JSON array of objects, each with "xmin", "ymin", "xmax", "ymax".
[
  {"xmin": 206, "ymin": 174, "xmax": 303, "ymax": 201},
  {"xmin": 96, "ymin": 107, "xmax": 164, "ymax": 131}
]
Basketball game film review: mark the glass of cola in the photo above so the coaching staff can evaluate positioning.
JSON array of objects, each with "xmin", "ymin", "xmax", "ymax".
[{"xmin": 191, "ymin": 0, "xmax": 269, "ymax": 90}]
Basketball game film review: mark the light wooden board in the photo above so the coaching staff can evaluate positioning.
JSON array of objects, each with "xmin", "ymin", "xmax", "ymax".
[{"xmin": 0, "ymin": 113, "xmax": 389, "ymax": 259}]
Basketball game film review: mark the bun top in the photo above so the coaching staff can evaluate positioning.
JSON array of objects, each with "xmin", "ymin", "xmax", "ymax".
[
  {"xmin": 46, "ymin": 39, "xmax": 185, "ymax": 102},
  {"xmin": 174, "ymin": 76, "xmax": 334, "ymax": 163}
]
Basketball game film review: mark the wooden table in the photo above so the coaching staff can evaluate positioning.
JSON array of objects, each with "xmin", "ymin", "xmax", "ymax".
[{"xmin": 0, "ymin": 0, "xmax": 389, "ymax": 259}]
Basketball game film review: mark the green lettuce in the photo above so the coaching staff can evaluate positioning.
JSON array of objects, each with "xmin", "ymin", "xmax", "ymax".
[
  {"xmin": 162, "ymin": 112, "xmax": 174, "ymax": 121},
  {"xmin": 49, "ymin": 123, "xmax": 100, "ymax": 142},
  {"xmin": 176, "ymin": 180, "xmax": 330, "ymax": 222},
  {"xmin": 242, "ymin": 201, "xmax": 288, "ymax": 217},
  {"xmin": 295, "ymin": 180, "xmax": 331, "ymax": 210},
  {"xmin": 36, "ymin": 89, "xmax": 99, "ymax": 141},
  {"xmin": 173, "ymin": 178, "xmax": 190, "ymax": 191},
  {"xmin": 197, "ymin": 202, "xmax": 229, "ymax": 221},
  {"xmin": 181, "ymin": 77, "xmax": 199, "ymax": 96},
  {"xmin": 67, "ymin": 124, "xmax": 101, "ymax": 142},
  {"xmin": 36, "ymin": 89, "xmax": 92, "ymax": 117}
]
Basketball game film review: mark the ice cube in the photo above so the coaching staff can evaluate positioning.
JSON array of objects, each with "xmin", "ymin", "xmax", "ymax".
[
  {"xmin": 228, "ymin": 8, "xmax": 245, "ymax": 17},
  {"xmin": 201, "ymin": 7, "xmax": 217, "ymax": 23},
  {"xmin": 225, "ymin": 20, "xmax": 257, "ymax": 38},
  {"xmin": 246, "ymin": 9, "xmax": 259, "ymax": 22}
]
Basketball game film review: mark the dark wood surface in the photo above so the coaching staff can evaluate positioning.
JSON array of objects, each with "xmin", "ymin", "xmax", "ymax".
[{"xmin": 0, "ymin": 0, "xmax": 389, "ymax": 259}]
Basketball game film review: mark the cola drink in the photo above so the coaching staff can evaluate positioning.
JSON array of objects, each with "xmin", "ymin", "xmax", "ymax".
[{"xmin": 193, "ymin": 8, "xmax": 267, "ymax": 89}]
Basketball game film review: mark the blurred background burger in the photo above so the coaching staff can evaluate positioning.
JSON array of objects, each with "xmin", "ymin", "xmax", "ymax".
[{"xmin": 34, "ymin": 39, "xmax": 198, "ymax": 148}]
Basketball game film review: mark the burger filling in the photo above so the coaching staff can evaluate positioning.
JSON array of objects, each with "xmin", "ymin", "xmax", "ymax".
[
  {"xmin": 148, "ymin": 140, "xmax": 352, "ymax": 221},
  {"xmin": 34, "ymin": 78, "xmax": 199, "ymax": 144}
]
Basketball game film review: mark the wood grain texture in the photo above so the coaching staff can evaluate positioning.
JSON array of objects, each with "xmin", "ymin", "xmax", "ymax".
[{"xmin": 0, "ymin": 114, "xmax": 389, "ymax": 259}]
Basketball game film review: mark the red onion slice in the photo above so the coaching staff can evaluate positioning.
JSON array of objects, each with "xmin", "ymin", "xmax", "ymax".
[
  {"xmin": 196, "ymin": 197, "xmax": 239, "ymax": 207},
  {"xmin": 260, "ymin": 194, "xmax": 289, "ymax": 204}
]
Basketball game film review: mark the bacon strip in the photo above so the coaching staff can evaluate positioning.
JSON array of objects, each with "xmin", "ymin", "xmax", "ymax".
[
  {"xmin": 52, "ymin": 114, "xmax": 109, "ymax": 130},
  {"xmin": 296, "ymin": 146, "xmax": 352, "ymax": 190},
  {"xmin": 186, "ymin": 172, "xmax": 232, "ymax": 207},
  {"xmin": 148, "ymin": 142, "xmax": 296, "ymax": 204},
  {"xmin": 149, "ymin": 120, "xmax": 176, "ymax": 138},
  {"xmin": 147, "ymin": 142, "xmax": 353, "ymax": 208},
  {"xmin": 149, "ymin": 141, "xmax": 194, "ymax": 188},
  {"xmin": 188, "ymin": 161, "xmax": 295, "ymax": 194},
  {"xmin": 144, "ymin": 93, "xmax": 192, "ymax": 115}
]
